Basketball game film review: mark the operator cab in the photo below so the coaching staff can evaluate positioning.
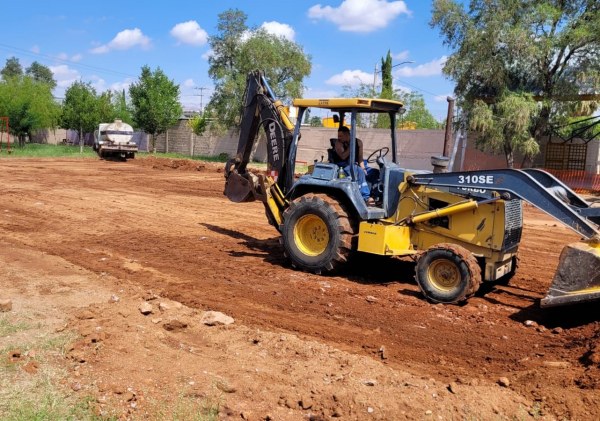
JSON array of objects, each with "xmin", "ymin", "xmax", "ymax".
[{"xmin": 289, "ymin": 97, "xmax": 406, "ymax": 220}]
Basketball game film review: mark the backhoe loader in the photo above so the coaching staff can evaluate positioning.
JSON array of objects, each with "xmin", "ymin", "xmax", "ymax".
[{"xmin": 224, "ymin": 70, "xmax": 600, "ymax": 307}]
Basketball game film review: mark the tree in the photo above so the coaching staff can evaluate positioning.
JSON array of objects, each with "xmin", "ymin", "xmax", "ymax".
[
  {"xmin": 187, "ymin": 114, "xmax": 209, "ymax": 136},
  {"xmin": 25, "ymin": 61, "xmax": 56, "ymax": 89},
  {"xmin": 60, "ymin": 81, "xmax": 99, "ymax": 150},
  {"xmin": 303, "ymin": 108, "xmax": 311, "ymax": 125},
  {"xmin": 129, "ymin": 65, "xmax": 182, "ymax": 152},
  {"xmin": 0, "ymin": 76, "xmax": 60, "ymax": 146},
  {"xmin": 431, "ymin": 0, "xmax": 600, "ymax": 164},
  {"xmin": 1, "ymin": 57, "xmax": 23, "ymax": 80},
  {"xmin": 380, "ymin": 51, "xmax": 393, "ymax": 100},
  {"xmin": 112, "ymin": 89, "xmax": 133, "ymax": 125},
  {"xmin": 207, "ymin": 9, "xmax": 311, "ymax": 131},
  {"xmin": 375, "ymin": 50, "xmax": 394, "ymax": 128},
  {"xmin": 469, "ymin": 92, "xmax": 539, "ymax": 168},
  {"xmin": 309, "ymin": 116, "xmax": 322, "ymax": 127},
  {"xmin": 400, "ymin": 92, "xmax": 442, "ymax": 130}
]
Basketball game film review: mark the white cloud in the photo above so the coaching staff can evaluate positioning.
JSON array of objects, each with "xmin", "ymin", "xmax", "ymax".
[
  {"xmin": 56, "ymin": 52, "xmax": 83, "ymax": 62},
  {"xmin": 326, "ymin": 69, "xmax": 373, "ymax": 86},
  {"xmin": 261, "ymin": 21, "xmax": 295, "ymax": 41},
  {"xmin": 170, "ymin": 21, "xmax": 208, "ymax": 46},
  {"xmin": 303, "ymin": 87, "xmax": 339, "ymax": 98},
  {"xmin": 31, "ymin": 45, "xmax": 40, "ymax": 54},
  {"xmin": 49, "ymin": 64, "xmax": 80, "ymax": 88},
  {"xmin": 90, "ymin": 28, "xmax": 151, "ymax": 54},
  {"xmin": 183, "ymin": 79, "xmax": 195, "ymax": 88},
  {"xmin": 308, "ymin": 0, "xmax": 410, "ymax": 33},
  {"xmin": 89, "ymin": 75, "xmax": 106, "ymax": 92},
  {"xmin": 393, "ymin": 84, "xmax": 411, "ymax": 95},
  {"xmin": 393, "ymin": 50, "xmax": 410, "ymax": 61},
  {"xmin": 109, "ymin": 79, "xmax": 134, "ymax": 93},
  {"xmin": 395, "ymin": 56, "xmax": 447, "ymax": 77},
  {"xmin": 201, "ymin": 49, "xmax": 213, "ymax": 61}
]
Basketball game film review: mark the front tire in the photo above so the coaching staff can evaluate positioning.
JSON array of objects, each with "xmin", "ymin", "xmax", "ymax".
[
  {"xmin": 415, "ymin": 243, "xmax": 481, "ymax": 304},
  {"xmin": 280, "ymin": 193, "xmax": 356, "ymax": 274}
]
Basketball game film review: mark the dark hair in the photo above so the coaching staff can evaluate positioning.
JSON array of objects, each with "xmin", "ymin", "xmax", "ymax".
[{"xmin": 338, "ymin": 126, "xmax": 350, "ymax": 134}]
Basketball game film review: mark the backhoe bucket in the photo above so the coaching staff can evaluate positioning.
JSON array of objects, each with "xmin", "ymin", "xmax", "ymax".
[
  {"xmin": 224, "ymin": 170, "xmax": 258, "ymax": 203},
  {"xmin": 541, "ymin": 241, "xmax": 600, "ymax": 307}
]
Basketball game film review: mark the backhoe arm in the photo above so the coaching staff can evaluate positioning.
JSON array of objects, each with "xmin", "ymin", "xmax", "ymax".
[{"xmin": 223, "ymin": 70, "xmax": 295, "ymax": 229}]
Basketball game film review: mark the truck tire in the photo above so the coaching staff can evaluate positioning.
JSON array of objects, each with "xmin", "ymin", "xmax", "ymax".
[
  {"xmin": 415, "ymin": 243, "xmax": 481, "ymax": 304},
  {"xmin": 280, "ymin": 193, "xmax": 356, "ymax": 274}
]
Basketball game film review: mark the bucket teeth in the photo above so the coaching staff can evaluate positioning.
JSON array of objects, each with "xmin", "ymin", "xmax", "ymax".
[{"xmin": 541, "ymin": 241, "xmax": 600, "ymax": 307}]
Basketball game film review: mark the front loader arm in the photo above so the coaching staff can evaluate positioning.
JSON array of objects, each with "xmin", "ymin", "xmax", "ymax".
[
  {"xmin": 223, "ymin": 70, "xmax": 295, "ymax": 228},
  {"xmin": 409, "ymin": 169, "xmax": 600, "ymax": 240}
]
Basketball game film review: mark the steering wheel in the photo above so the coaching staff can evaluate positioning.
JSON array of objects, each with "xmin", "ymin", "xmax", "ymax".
[{"xmin": 367, "ymin": 147, "xmax": 389, "ymax": 164}]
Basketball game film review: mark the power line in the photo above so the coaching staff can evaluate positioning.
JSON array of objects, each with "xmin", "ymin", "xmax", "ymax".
[
  {"xmin": 393, "ymin": 77, "xmax": 447, "ymax": 99},
  {"xmin": 0, "ymin": 42, "xmax": 137, "ymax": 78}
]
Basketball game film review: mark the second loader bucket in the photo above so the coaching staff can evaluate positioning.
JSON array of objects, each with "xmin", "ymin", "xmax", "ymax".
[{"xmin": 541, "ymin": 241, "xmax": 600, "ymax": 307}]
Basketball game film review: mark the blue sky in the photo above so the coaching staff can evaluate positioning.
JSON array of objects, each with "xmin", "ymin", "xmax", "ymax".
[{"xmin": 0, "ymin": 0, "xmax": 456, "ymax": 120}]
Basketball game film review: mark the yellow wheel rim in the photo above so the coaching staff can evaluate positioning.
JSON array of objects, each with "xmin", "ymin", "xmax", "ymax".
[
  {"xmin": 428, "ymin": 259, "xmax": 461, "ymax": 291},
  {"xmin": 294, "ymin": 214, "xmax": 329, "ymax": 256}
]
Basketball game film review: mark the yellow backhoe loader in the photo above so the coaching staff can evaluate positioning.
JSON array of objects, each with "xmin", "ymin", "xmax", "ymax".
[{"xmin": 224, "ymin": 70, "xmax": 600, "ymax": 307}]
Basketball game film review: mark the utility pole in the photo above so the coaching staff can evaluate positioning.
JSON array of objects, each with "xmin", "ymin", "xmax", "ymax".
[
  {"xmin": 372, "ymin": 63, "xmax": 378, "ymax": 97},
  {"xmin": 443, "ymin": 96, "xmax": 455, "ymax": 157},
  {"xmin": 194, "ymin": 87, "xmax": 207, "ymax": 113}
]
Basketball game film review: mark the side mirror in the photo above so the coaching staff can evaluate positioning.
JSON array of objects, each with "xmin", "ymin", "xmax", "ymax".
[{"xmin": 333, "ymin": 114, "xmax": 340, "ymax": 123}]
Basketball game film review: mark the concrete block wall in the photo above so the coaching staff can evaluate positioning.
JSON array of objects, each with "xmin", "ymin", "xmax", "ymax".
[{"xmin": 152, "ymin": 118, "xmax": 600, "ymax": 173}]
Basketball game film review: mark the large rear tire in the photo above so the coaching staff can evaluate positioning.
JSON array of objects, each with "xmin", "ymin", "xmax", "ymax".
[
  {"xmin": 280, "ymin": 193, "xmax": 356, "ymax": 274},
  {"xmin": 415, "ymin": 243, "xmax": 481, "ymax": 304}
]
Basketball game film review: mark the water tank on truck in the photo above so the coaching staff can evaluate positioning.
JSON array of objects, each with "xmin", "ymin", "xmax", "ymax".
[{"xmin": 93, "ymin": 119, "xmax": 138, "ymax": 161}]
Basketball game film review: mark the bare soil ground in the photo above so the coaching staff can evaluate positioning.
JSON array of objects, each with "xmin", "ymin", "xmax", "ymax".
[{"xmin": 1, "ymin": 157, "xmax": 599, "ymax": 420}]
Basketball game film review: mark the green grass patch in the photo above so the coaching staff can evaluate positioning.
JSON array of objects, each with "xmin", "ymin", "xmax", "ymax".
[
  {"xmin": 0, "ymin": 143, "xmax": 97, "ymax": 158},
  {"xmin": 0, "ymin": 315, "xmax": 31, "ymax": 336},
  {"xmin": 1, "ymin": 391, "xmax": 111, "ymax": 421}
]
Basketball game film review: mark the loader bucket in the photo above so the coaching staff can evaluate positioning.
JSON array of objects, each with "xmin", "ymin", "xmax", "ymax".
[
  {"xmin": 224, "ymin": 170, "xmax": 258, "ymax": 203},
  {"xmin": 541, "ymin": 241, "xmax": 600, "ymax": 307}
]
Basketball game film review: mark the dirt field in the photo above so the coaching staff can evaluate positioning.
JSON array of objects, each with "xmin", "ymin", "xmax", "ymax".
[{"xmin": 1, "ymin": 157, "xmax": 599, "ymax": 420}]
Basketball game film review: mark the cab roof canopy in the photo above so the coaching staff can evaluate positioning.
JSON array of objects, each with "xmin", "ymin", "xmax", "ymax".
[{"xmin": 292, "ymin": 98, "xmax": 404, "ymax": 114}]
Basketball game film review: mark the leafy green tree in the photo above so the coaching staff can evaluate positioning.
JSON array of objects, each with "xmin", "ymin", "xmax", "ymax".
[
  {"xmin": 187, "ymin": 114, "xmax": 209, "ymax": 136},
  {"xmin": 431, "ymin": 0, "xmax": 600, "ymax": 164},
  {"xmin": 207, "ymin": 9, "xmax": 311, "ymax": 131},
  {"xmin": 129, "ymin": 65, "xmax": 182, "ymax": 152},
  {"xmin": 60, "ymin": 81, "xmax": 99, "ymax": 149},
  {"xmin": 0, "ymin": 76, "xmax": 60, "ymax": 146},
  {"xmin": 112, "ymin": 89, "xmax": 133, "ymax": 125},
  {"xmin": 25, "ymin": 61, "xmax": 56, "ymax": 89},
  {"xmin": 379, "ymin": 51, "xmax": 393, "ymax": 100},
  {"xmin": 470, "ymin": 92, "xmax": 539, "ymax": 168},
  {"xmin": 209, "ymin": 9, "xmax": 247, "ymax": 76},
  {"xmin": 303, "ymin": 108, "xmax": 311, "ymax": 125},
  {"xmin": 1, "ymin": 57, "xmax": 23, "ymax": 80},
  {"xmin": 375, "ymin": 51, "xmax": 394, "ymax": 128},
  {"xmin": 400, "ymin": 92, "xmax": 442, "ymax": 130},
  {"xmin": 309, "ymin": 116, "xmax": 322, "ymax": 127},
  {"xmin": 96, "ymin": 91, "xmax": 117, "ymax": 123}
]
